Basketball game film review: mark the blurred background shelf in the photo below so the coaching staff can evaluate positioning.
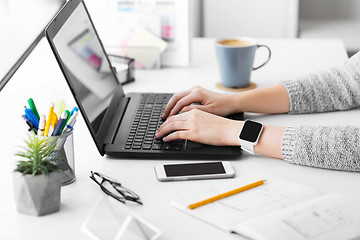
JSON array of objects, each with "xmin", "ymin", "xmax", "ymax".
[
  {"xmin": 299, "ymin": 0, "xmax": 360, "ymax": 56},
  {"xmin": 191, "ymin": 0, "xmax": 360, "ymax": 57},
  {"xmin": 299, "ymin": 19, "xmax": 360, "ymax": 55}
]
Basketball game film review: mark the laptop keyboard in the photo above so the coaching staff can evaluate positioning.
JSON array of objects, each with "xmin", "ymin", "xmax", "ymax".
[{"xmin": 125, "ymin": 94, "xmax": 184, "ymax": 151}]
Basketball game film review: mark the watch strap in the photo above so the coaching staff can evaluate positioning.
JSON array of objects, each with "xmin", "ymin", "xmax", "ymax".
[{"xmin": 239, "ymin": 139, "xmax": 255, "ymax": 154}]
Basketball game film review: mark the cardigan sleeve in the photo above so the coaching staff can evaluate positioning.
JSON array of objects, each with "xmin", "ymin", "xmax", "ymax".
[
  {"xmin": 281, "ymin": 126, "xmax": 360, "ymax": 172},
  {"xmin": 281, "ymin": 51, "xmax": 360, "ymax": 114}
]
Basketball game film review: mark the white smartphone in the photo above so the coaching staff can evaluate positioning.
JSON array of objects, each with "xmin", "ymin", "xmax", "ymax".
[{"xmin": 154, "ymin": 161, "xmax": 235, "ymax": 182}]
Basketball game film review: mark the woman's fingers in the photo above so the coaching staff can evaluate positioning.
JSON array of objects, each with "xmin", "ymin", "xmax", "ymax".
[
  {"xmin": 167, "ymin": 92, "xmax": 203, "ymax": 118},
  {"xmin": 162, "ymin": 130, "xmax": 188, "ymax": 142},
  {"xmin": 156, "ymin": 114, "xmax": 187, "ymax": 138},
  {"xmin": 156, "ymin": 109, "xmax": 242, "ymax": 146},
  {"xmin": 182, "ymin": 104, "xmax": 206, "ymax": 113},
  {"xmin": 162, "ymin": 89, "xmax": 192, "ymax": 119},
  {"xmin": 162, "ymin": 86, "xmax": 206, "ymax": 119}
]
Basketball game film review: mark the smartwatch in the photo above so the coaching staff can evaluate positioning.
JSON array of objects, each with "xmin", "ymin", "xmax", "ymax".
[{"xmin": 239, "ymin": 120, "xmax": 263, "ymax": 154}]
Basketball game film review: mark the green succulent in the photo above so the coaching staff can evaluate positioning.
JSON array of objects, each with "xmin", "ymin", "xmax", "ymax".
[{"xmin": 15, "ymin": 133, "xmax": 59, "ymax": 176}]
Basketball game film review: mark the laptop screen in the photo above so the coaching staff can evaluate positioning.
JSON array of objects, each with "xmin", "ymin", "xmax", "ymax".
[
  {"xmin": 0, "ymin": 0, "xmax": 65, "ymax": 91},
  {"xmin": 51, "ymin": 0, "xmax": 120, "ymax": 134}
]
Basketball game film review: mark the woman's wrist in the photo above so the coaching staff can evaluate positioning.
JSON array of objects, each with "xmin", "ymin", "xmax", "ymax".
[
  {"xmin": 224, "ymin": 120, "xmax": 244, "ymax": 146},
  {"xmin": 227, "ymin": 93, "xmax": 246, "ymax": 114},
  {"xmin": 253, "ymin": 125, "xmax": 286, "ymax": 159},
  {"xmin": 226, "ymin": 85, "xmax": 291, "ymax": 114}
]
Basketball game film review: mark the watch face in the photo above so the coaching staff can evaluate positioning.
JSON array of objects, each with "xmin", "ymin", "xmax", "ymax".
[{"xmin": 239, "ymin": 120, "xmax": 263, "ymax": 143}]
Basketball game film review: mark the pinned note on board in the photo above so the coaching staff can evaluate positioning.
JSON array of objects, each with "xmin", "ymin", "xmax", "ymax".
[{"xmin": 124, "ymin": 27, "xmax": 168, "ymax": 69}]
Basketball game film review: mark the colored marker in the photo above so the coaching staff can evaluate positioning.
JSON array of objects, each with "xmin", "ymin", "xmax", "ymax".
[
  {"xmin": 54, "ymin": 98, "xmax": 66, "ymax": 119},
  {"xmin": 38, "ymin": 115, "xmax": 46, "ymax": 136},
  {"xmin": 44, "ymin": 103, "xmax": 55, "ymax": 137},
  {"xmin": 52, "ymin": 112, "xmax": 68, "ymax": 136},
  {"xmin": 70, "ymin": 107, "xmax": 78, "ymax": 116},
  {"xmin": 61, "ymin": 110, "xmax": 71, "ymax": 132},
  {"xmin": 62, "ymin": 110, "xmax": 78, "ymax": 134},
  {"xmin": 51, "ymin": 111, "xmax": 58, "ymax": 129},
  {"xmin": 56, "ymin": 110, "xmax": 78, "ymax": 150},
  {"xmin": 28, "ymin": 98, "xmax": 40, "ymax": 120}
]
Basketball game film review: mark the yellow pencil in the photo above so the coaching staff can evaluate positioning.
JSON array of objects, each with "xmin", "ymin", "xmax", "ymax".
[
  {"xmin": 44, "ymin": 103, "xmax": 55, "ymax": 137},
  {"xmin": 188, "ymin": 180, "xmax": 267, "ymax": 209}
]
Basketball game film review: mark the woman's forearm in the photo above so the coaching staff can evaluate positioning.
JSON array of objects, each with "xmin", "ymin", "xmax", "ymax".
[
  {"xmin": 254, "ymin": 125, "xmax": 286, "ymax": 159},
  {"xmin": 229, "ymin": 84, "xmax": 290, "ymax": 114}
]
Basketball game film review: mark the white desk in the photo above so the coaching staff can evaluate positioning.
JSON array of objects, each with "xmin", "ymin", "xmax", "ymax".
[{"xmin": 1, "ymin": 38, "xmax": 359, "ymax": 240}]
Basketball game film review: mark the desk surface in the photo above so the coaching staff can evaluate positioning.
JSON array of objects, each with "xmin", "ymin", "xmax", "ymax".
[{"xmin": 1, "ymin": 38, "xmax": 358, "ymax": 240}]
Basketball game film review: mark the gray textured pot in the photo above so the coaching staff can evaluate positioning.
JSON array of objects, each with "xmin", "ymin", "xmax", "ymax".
[{"xmin": 13, "ymin": 171, "xmax": 62, "ymax": 216}]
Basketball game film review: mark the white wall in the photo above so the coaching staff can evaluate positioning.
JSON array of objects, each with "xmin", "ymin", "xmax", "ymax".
[
  {"xmin": 299, "ymin": 0, "xmax": 360, "ymax": 20},
  {"xmin": 190, "ymin": 0, "xmax": 202, "ymax": 37},
  {"xmin": 0, "ymin": 0, "xmax": 65, "ymax": 84},
  {"xmin": 299, "ymin": 0, "xmax": 360, "ymax": 53},
  {"xmin": 201, "ymin": 0, "xmax": 298, "ymax": 38}
]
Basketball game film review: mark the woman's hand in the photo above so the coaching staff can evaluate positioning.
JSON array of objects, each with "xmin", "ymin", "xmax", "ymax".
[
  {"xmin": 156, "ymin": 109, "xmax": 243, "ymax": 146},
  {"xmin": 162, "ymin": 86, "xmax": 236, "ymax": 119}
]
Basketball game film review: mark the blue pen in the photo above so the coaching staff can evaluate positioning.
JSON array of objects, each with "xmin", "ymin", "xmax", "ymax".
[
  {"xmin": 24, "ymin": 107, "xmax": 39, "ymax": 129},
  {"xmin": 52, "ymin": 112, "xmax": 68, "ymax": 136},
  {"xmin": 70, "ymin": 107, "xmax": 79, "ymax": 116},
  {"xmin": 22, "ymin": 115, "xmax": 37, "ymax": 134}
]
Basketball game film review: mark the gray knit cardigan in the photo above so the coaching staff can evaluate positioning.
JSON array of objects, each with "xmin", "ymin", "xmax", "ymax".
[{"xmin": 281, "ymin": 51, "xmax": 360, "ymax": 172}]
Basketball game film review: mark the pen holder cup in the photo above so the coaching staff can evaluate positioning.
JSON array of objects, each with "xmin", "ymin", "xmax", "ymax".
[
  {"xmin": 107, "ymin": 54, "xmax": 135, "ymax": 84},
  {"xmin": 49, "ymin": 130, "xmax": 75, "ymax": 186}
]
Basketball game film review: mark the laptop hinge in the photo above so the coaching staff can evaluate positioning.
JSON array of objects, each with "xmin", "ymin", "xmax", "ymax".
[{"xmin": 103, "ymin": 97, "xmax": 130, "ymax": 146}]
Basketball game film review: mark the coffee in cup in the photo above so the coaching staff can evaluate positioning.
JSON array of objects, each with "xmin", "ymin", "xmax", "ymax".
[
  {"xmin": 217, "ymin": 39, "xmax": 254, "ymax": 47},
  {"xmin": 215, "ymin": 37, "xmax": 271, "ymax": 89}
]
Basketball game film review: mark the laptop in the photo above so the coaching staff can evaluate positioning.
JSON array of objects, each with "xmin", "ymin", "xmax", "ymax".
[{"xmin": 45, "ymin": 0, "xmax": 243, "ymax": 159}]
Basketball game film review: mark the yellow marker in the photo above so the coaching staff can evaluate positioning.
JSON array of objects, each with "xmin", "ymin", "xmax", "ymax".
[
  {"xmin": 44, "ymin": 103, "xmax": 55, "ymax": 136},
  {"xmin": 54, "ymin": 98, "xmax": 66, "ymax": 118},
  {"xmin": 51, "ymin": 112, "xmax": 58, "ymax": 128},
  {"xmin": 188, "ymin": 180, "xmax": 267, "ymax": 210}
]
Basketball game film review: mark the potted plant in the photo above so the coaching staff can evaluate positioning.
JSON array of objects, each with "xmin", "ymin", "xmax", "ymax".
[{"xmin": 13, "ymin": 133, "xmax": 62, "ymax": 216}]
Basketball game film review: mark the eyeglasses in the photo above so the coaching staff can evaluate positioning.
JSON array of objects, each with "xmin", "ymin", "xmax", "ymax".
[{"xmin": 90, "ymin": 171, "xmax": 142, "ymax": 205}]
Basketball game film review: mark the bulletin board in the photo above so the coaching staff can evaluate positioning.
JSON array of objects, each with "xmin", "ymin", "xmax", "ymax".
[{"xmin": 85, "ymin": 0, "xmax": 191, "ymax": 68}]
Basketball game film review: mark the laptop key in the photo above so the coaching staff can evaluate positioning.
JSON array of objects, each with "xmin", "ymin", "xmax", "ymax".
[
  {"xmin": 172, "ymin": 145, "xmax": 183, "ymax": 151},
  {"xmin": 154, "ymin": 139, "xmax": 163, "ymax": 144},
  {"xmin": 142, "ymin": 144, "xmax": 152, "ymax": 150},
  {"xmin": 152, "ymin": 144, "xmax": 162, "ymax": 150},
  {"xmin": 162, "ymin": 143, "xmax": 172, "ymax": 150}
]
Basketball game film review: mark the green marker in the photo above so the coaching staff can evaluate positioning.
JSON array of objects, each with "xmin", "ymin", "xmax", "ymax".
[
  {"xmin": 28, "ymin": 98, "xmax": 40, "ymax": 120},
  {"xmin": 61, "ymin": 110, "xmax": 71, "ymax": 132}
]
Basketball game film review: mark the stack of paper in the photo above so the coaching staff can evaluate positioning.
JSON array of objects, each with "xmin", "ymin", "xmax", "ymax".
[{"xmin": 172, "ymin": 177, "xmax": 360, "ymax": 240}]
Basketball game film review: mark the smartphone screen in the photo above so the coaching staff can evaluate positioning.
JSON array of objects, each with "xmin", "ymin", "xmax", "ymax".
[{"xmin": 164, "ymin": 162, "xmax": 226, "ymax": 177}]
